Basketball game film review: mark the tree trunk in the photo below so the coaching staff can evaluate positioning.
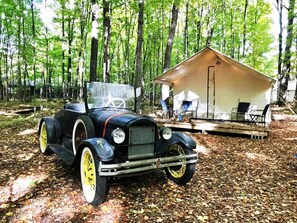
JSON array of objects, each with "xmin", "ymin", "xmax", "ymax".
[
  {"xmin": 77, "ymin": 0, "xmax": 90, "ymax": 100},
  {"xmin": 183, "ymin": 1, "xmax": 189, "ymax": 58},
  {"xmin": 45, "ymin": 1, "xmax": 50, "ymax": 102},
  {"xmin": 48, "ymin": 62, "xmax": 52, "ymax": 99},
  {"xmin": 276, "ymin": 0, "xmax": 284, "ymax": 105},
  {"xmin": 17, "ymin": 8, "xmax": 22, "ymax": 100},
  {"xmin": 21, "ymin": 3, "xmax": 28, "ymax": 101},
  {"xmin": 103, "ymin": 0, "xmax": 111, "ymax": 83},
  {"xmin": 30, "ymin": 0, "xmax": 37, "ymax": 110},
  {"xmin": 196, "ymin": 4, "xmax": 203, "ymax": 52},
  {"xmin": 61, "ymin": 0, "xmax": 66, "ymax": 99},
  {"xmin": 205, "ymin": 3, "xmax": 214, "ymax": 47},
  {"xmin": 124, "ymin": 3, "xmax": 131, "ymax": 84},
  {"xmin": 295, "ymin": 35, "xmax": 297, "ymax": 103},
  {"xmin": 242, "ymin": 0, "xmax": 248, "ymax": 57},
  {"xmin": 281, "ymin": 0, "xmax": 295, "ymax": 105},
  {"xmin": 160, "ymin": 6, "xmax": 165, "ymax": 71},
  {"xmin": 17, "ymin": 58, "xmax": 22, "ymax": 99},
  {"xmin": 0, "ymin": 16, "xmax": 3, "ymax": 100},
  {"xmin": 164, "ymin": 1, "xmax": 179, "ymax": 71},
  {"xmin": 0, "ymin": 52, "xmax": 2, "ymax": 100},
  {"xmin": 5, "ymin": 41, "xmax": 9, "ymax": 100},
  {"xmin": 9, "ymin": 53, "xmax": 13, "ymax": 100},
  {"xmin": 67, "ymin": 17, "xmax": 74, "ymax": 98},
  {"xmin": 230, "ymin": 7, "xmax": 235, "ymax": 58},
  {"xmin": 135, "ymin": 0, "xmax": 144, "ymax": 113},
  {"xmin": 90, "ymin": 0, "xmax": 99, "ymax": 81},
  {"xmin": 221, "ymin": 1, "xmax": 226, "ymax": 52},
  {"xmin": 206, "ymin": 27, "xmax": 214, "ymax": 48}
]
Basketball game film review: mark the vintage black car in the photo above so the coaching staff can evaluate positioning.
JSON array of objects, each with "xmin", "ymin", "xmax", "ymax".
[{"xmin": 39, "ymin": 82, "xmax": 198, "ymax": 205}]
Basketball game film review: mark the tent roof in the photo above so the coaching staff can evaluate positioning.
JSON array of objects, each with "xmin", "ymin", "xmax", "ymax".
[{"xmin": 154, "ymin": 47, "xmax": 276, "ymax": 86}]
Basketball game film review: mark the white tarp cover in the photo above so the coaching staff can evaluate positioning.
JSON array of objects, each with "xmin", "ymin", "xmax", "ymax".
[
  {"xmin": 154, "ymin": 47, "xmax": 275, "ymax": 86},
  {"xmin": 154, "ymin": 47, "xmax": 275, "ymax": 120}
]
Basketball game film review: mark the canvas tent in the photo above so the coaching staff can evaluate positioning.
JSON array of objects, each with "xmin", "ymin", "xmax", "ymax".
[{"xmin": 154, "ymin": 47, "xmax": 275, "ymax": 121}]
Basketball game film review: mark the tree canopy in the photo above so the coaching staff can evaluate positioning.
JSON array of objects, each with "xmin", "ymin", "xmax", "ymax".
[{"xmin": 0, "ymin": 0, "xmax": 295, "ymax": 102}]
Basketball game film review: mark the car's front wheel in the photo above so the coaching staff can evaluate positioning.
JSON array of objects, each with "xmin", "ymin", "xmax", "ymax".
[
  {"xmin": 80, "ymin": 146, "xmax": 106, "ymax": 206},
  {"xmin": 165, "ymin": 144, "xmax": 196, "ymax": 185},
  {"xmin": 39, "ymin": 121, "xmax": 53, "ymax": 155}
]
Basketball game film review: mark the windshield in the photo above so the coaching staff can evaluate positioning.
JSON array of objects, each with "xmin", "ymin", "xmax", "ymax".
[{"xmin": 86, "ymin": 82, "xmax": 135, "ymax": 110}]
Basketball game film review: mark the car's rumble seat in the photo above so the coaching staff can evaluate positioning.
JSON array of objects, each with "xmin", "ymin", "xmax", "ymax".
[{"xmin": 63, "ymin": 103, "xmax": 86, "ymax": 113}]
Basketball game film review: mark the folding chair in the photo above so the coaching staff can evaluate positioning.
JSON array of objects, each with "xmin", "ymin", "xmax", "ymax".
[
  {"xmin": 231, "ymin": 102, "xmax": 250, "ymax": 121},
  {"xmin": 249, "ymin": 104, "xmax": 270, "ymax": 125}
]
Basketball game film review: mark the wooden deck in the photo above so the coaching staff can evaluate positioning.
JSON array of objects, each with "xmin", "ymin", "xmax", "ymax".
[{"xmin": 155, "ymin": 118, "xmax": 269, "ymax": 139}]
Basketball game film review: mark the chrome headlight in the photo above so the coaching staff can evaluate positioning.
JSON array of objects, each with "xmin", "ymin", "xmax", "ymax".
[
  {"xmin": 112, "ymin": 128, "xmax": 125, "ymax": 144},
  {"xmin": 160, "ymin": 127, "xmax": 172, "ymax": 140}
]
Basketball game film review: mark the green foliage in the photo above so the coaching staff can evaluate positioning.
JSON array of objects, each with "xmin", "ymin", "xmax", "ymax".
[{"xmin": 1, "ymin": 0, "xmax": 294, "ymax": 101}]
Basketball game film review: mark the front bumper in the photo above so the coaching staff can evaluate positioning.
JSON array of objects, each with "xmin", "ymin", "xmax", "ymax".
[{"xmin": 98, "ymin": 153, "xmax": 198, "ymax": 177}]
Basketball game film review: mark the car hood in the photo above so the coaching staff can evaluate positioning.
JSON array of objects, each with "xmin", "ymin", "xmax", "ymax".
[{"xmin": 89, "ymin": 109, "xmax": 156, "ymax": 135}]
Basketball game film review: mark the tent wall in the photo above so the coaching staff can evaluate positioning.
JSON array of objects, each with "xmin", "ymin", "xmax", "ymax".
[{"xmin": 172, "ymin": 53, "xmax": 272, "ymax": 120}]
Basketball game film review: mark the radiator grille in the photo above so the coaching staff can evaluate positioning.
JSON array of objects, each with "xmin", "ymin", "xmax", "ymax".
[{"xmin": 128, "ymin": 126, "xmax": 155, "ymax": 160}]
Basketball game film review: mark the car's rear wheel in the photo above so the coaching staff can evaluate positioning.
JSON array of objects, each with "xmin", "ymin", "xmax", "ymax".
[
  {"xmin": 72, "ymin": 116, "xmax": 95, "ymax": 155},
  {"xmin": 80, "ymin": 146, "xmax": 106, "ymax": 206},
  {"xmin": 39, "ymin": 121, "xmax": 53, "ymax": 155},
  {"xmin": 165, "ymin": 144, "xmax": 195, "ymax": 185}
]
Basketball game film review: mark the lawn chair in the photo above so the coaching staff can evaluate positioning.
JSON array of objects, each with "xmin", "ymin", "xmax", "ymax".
[
  {"xmin": 179, "ymin": 100, "xmax": 195, "ymax": 120},
  {"xmin": 231, "ymin": 102, "xmax": 250, "ymax": 121},
  {"xmin": 249, "ymin": 104, "xmax": 270, "ymax": 125},
  {"xmin": 182, "ymin": 100, "xmax": 192, "ymax": 112}
]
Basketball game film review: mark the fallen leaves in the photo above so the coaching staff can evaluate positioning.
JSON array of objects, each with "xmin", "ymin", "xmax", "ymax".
[{"xmin": 1, "ymin": 107, "xmax": 297, "ymax": 222}]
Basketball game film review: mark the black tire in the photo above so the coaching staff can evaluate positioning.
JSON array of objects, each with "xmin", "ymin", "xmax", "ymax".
[
  {"xmin": 80, "ymin": 146, "xmax": 106, "ymax": 206},
  {"xmin": 165, "ymin": 144, "xmax": 196, "ymax": 185},
  {"xmin": 72, "ymin": 116, "xmax": 95, "ymax": 155},
  {"xmin": 39, "ymin": 121, "xmax": 54, "ymax": 155}
]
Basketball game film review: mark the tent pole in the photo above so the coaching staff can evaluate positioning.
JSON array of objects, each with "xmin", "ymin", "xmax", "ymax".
[{"xmin": 207, "ymin": 66, "xmax": 214, "ymax": 118}]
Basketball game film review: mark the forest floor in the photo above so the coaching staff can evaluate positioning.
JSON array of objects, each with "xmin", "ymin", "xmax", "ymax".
[{"xmin": 0, "ymin": 102, "xmax": 296, "ymax": 223}]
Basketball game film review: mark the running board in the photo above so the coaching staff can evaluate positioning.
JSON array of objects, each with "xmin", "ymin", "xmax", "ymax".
[{"xmin": 49, "ymin": 145, "xmax": 75, "ymax": 165}]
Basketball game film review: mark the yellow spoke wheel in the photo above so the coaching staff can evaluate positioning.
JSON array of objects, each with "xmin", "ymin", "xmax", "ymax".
[
  {"xmin": 80, "ymin": 146, "xmax": 107, "ymax": 206},
  {"xmin": 167, "ymin": 145, "xmax": 187, "ymax": 178},
  {"xmin": 81, "ymin": 147, "xmax": 96, "ymax": 202},
  {"xmin": 40, "ymin": 122, "xmax": 47, "ymax": 153},
  {"xmin": 39, "ymin": 121, "xmax": 53, "ymax": 155},
  {"xmin": 165, "ymin": 144, "xmax": 196, "ymax": 185}
]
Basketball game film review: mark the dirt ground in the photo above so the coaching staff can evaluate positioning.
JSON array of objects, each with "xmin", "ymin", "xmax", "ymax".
[{"xmin": 0, "ymin": 106, "xmax": 296, "ymax": 223}]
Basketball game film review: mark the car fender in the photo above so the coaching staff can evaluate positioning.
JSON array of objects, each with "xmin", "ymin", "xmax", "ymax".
[
  {"xmin": 38, "ymin": 117, "xmax": 61, "ymax": 145},
  {"xmin": 72, "ymin": 115, "xmax": 95, "ymax": 155},
  {"xmin": 77, "ymin": 138, "xmax": 114, "ymax": 162},
  {"xmin": 155, "ymin": 131, "xmax": 196, "ymax": 156}
]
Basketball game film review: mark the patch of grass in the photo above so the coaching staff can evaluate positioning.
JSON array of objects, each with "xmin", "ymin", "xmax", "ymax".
[
  {"xmin": 0, "ymin": 100, "xmax": 66, "ymax": 128},
  {"xmin": 0, "ymin": 115, "xmax": 35, "ymax": 130},
  {"xmin": 0, "ymin": 99, "xmax": 65, "ymax": 110},
  {"xmin": 0, "ymin": 100, "xmax": 65, "ymax": 131}
]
